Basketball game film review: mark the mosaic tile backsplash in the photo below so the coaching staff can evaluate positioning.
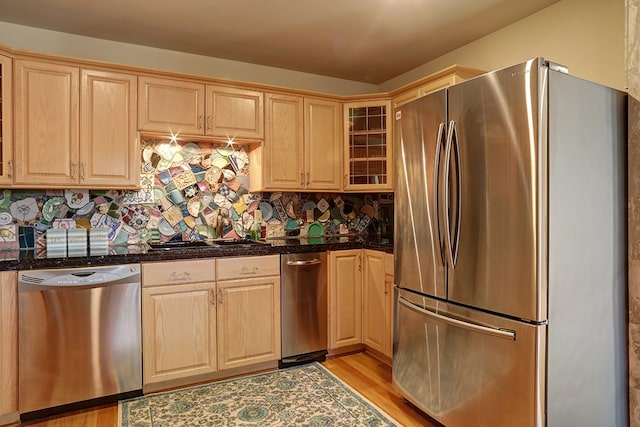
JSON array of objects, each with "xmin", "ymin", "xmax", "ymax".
[{"xmin": 0, "ymin": 137, "xmax": 393, "ymax": 252}]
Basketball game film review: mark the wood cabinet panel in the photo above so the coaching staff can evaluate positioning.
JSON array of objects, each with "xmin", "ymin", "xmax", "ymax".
[
  {"xmin": 217, "ymin": 275, "xmax": 280, "ymax": 370},
  {"xmin": 142, "ymin": 259, "xmax": 215, "ymax": 287},
  {"xmin": 138, "ymin": 76, "xmax": 205, "ymax": 134},
  {"xmin": 0, "ymin": 271, "xmax": 17, "ymax": 424},
  {"xmin": 206, "ymin": 86, "xmax": 263, "ymax": 139},
  {"xmin": 216, "ymin": 254, "xmax": 279, "ymax": 281},
  {"xmin": 14, "ymin": 60, "xmax": 79, "ymax": 186},
  {"xmin": 328, "ymin": 249, "xmax": 362, "ymax": 349},
  {"xmin": 305, "ymin": 97, "xmax": 342, "ymax": 190},
  {"xmin": 14, "ymin": 60, "xmax": 138, "ymax": 188},
  {"xmin": 142, "ymin": 282, "xmax": 217, "ymax": 385},
  {"xmin": 363, "ymin": 249, "xmax": 391, "ymax": 357},
  {"xmin": 80, "ymin": 69, "xmax": 138, "ymax": 188},
  {"xmin": 263, "ymin": 93, "xmax": 304, "ymax": 190},
  {"xmin": 0, "ymin": 55, "xmax": 13, "ymax": 185},
  {"xmin": 343, "ymin": 100, "xmax": 393, "ymax": 192}
]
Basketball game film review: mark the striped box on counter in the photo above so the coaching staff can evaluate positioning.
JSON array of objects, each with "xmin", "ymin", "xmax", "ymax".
[
  {"xmin": 89, "ymin": 228, "xmax": 110, "ymax": 256},
  {"xmin": 46, "ymin": 229, "xmax": 67, "ymax": 258},
  {"xmin": 67, "ymin": 228, "xmax": 87, "ymax": 257}
]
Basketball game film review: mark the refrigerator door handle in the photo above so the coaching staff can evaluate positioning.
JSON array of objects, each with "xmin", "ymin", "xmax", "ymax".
[
  {"xmin": 434, "ymin": 122, "xmax": 446, "ymax": 265},
  {"xmin": 398, "ymin": 296, "xmax": 516, "ymax": 340},
  {"xmin": 443, "ymin": 121, "xmax": 455, "ymax": 268},
  {"xmin": 451, "ymin": 120, "xmax": 462, "ymax": 267}
]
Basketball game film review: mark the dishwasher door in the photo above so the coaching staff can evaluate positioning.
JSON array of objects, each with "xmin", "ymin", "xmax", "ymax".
[
  {"xmin": 280, "ymin": 252, "xmax": 327, "ymax": 365},
  {"xmin": 18, "ymin": 264, "xmax": 142, "ymax": 415}
]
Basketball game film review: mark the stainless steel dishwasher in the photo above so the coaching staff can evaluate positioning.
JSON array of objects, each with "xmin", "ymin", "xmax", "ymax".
[
  {"xmin": 18, "ymin": 264, "xmax": 142, "ymax": 417},
  {"xmin": 280, "ymin": 252, "xmax": 327, "ymax": 367}
]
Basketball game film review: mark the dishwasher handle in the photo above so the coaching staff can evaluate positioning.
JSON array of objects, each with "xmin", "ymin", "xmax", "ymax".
[{"xmin": 286, "ymin": 259, "xmax": 322, "ymax": 266}]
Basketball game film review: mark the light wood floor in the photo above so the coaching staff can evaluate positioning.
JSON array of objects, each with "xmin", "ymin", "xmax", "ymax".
[{"xmin": 20, "ymin": 352, "xmax": 439, "ymax": 427}]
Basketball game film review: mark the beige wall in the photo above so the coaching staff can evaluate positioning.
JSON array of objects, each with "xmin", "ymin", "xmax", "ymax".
[
  {"xmin": 0, "ymin": 21, "xmax": 378, "ymax": 96},
  {"xmin": 380, "ymin": 0, "xmax": 625, "ymax": 92}
]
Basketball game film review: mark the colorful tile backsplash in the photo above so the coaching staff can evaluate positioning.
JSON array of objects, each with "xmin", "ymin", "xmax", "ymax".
[{"xmin": 0, "ymin": 137, "xmax": 393, "ymax": 251}]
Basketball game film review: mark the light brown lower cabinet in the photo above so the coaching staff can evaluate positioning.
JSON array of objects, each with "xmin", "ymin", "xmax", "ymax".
[
  {"xmin": 328, "ymin": 249, "xmax": 363, "ymax": 350},
  {"xmin": 329, "ymin": 249, "xmax": 394, "ymax": 360},
  {"xmin": 0, "ymin": 271, "xmax": 18, "ymax": 426},
  {"xmin": 142, "ymin": 260, "xmax": 217, "ymax": 387},
  {"xmin": 142, "ymin": 256, "xmax": 280, "ymax": 390},
  {"xmin": 217, "ymin": 275, "xmax": 281, "ymax": 370},
  {"xmin": 362, "ymin": 249, "xmax": 391, "ymax": 357}
]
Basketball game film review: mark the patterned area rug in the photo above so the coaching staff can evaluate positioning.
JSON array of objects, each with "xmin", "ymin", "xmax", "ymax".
[{"xmin": 119, "ymin": 362, "xmax": 401, "ymax": 426}]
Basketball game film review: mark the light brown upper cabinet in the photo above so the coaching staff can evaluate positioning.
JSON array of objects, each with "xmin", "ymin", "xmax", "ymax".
[
  {"xmin": 391, "ymin": 65, "xmax": 485, "ymax": 108},
  {"xmin": 343, "ymin": 100, "xmax": 393, "ymax": 192},
  {"xmin": 138, "ymin": 76, "xmax": 264, "ymax": 140},
  {"xmin": 14, "ymin": 60, "xmax": 138, "ymax": 189},
  {"xmin": 80, "ymin": 69, "xmax": 138, "ymax": 188},
  {"xmin": 0, "ymin": 55, "xmax": 13, "ymax": 186},
  {"xmin": 262, "ymin": 93, "xmax": 341, "ymax": 191},
  {"xmin": 304, "ymin": 97, "xmax": 342, "ymax": 191}
]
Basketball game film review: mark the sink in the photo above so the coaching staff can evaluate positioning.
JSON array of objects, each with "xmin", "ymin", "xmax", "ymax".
[{"xmin": 148, "ymin": 239, "xmax": 270, "ymax": 250}]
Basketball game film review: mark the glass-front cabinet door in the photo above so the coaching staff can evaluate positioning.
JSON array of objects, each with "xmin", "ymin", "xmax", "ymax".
[
  {"xmin": 0, "ymin": 54, "xmax": 13, "ymax": 185},
  {"xmin": 343, "ymin": 100, "xmax": 392, "ymax": 191}
]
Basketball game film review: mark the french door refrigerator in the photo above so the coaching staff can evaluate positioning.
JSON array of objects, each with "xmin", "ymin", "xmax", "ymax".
[{"xmin": 392, "ymin": 58, "xmax": 627, "ymax": 427}]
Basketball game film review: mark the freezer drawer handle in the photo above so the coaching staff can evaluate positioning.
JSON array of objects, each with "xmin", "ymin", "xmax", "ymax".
[
  {"xmin": 286, "ymin": 259, "xmax": 322, "ymax": 266},
  {"xmin": 399, "ymin": 296, "xmax": 516, "ymax": 341}
]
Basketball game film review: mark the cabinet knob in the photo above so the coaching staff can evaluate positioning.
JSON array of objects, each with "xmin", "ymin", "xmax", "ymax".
[
  {"xmin": 209, "ymin": 288, "xmax": 216, "ymax": 305},
  {"xmin": 71, "ymin": 163, "xmax": 77, "ymax": 180},
  {"xmin": 217, "ymin": 289, "xmax": 224, "ymax": 305},
  {"xmin": 300, "ymin": 172, "xmax": 305, "ymax": 187},
  {"xmin": 306, "ymin": 172, "xmax": 310, "ymax": 186},
  {"xmin": 81, "ymin": 162, "xmax": 86, "ymax": 181},
  {"xmin": 7, "ymin": 160, "xmax": 12, "ymax": 179},
  {"xmin": 198, "ymin": 115, "xmax": 204, "ymax": 130}
]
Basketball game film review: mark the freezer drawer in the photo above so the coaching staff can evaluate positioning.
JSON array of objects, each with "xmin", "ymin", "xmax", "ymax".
[{"xmin": 393, "ymin": 289, "xmax": 545, "ymax": 427}]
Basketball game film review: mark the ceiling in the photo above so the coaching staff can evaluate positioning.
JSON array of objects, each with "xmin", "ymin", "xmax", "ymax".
[{"xmin": 0, "ymin": 0, "xmax": 560, "ymax": 84}]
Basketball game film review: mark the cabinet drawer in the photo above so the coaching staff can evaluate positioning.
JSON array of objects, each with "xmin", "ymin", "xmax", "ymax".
[
  {"xmin": 216, "ymin": 255, "xmax": 280, "ymax": 281},
  {"xmin": 142, "ymin": 259, "xmax": 215, "ymax": 287}
]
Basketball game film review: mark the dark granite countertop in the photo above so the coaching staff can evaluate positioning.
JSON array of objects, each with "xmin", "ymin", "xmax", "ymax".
[{"xmin": 0, "ymin": 235, "xmax": 393, "ymax": 271}]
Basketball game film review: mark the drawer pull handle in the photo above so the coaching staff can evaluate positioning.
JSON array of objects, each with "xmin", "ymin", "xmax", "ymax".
[
  {"xmin": 169, "ymin": 271, "xmax": 191, "ymax": 281},
  {"xmin": 286, "ymin": 259, "xmax": 322, "ymax": 266},
  {"xmin": 240, "ymin": 266, "xmax": 259, "ymax": 275}
]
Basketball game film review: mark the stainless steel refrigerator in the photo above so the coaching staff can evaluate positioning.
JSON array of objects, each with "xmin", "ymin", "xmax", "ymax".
[{"xmin": 392, "ymin": 58, "xmax": 627, "ymax": 427}]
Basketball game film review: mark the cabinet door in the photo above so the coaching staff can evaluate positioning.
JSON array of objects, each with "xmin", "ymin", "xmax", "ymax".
[
  {"xmin": 343, "ymin": 100, "xmax": 393, "ymax": 192},
  {"xmin": 138, "ymin": 76, "xmax": 205, "ymax": 135},
  {"xmin": 263, "ymin": 93, "xmax": 304, "ymax": 190},
  {"xmin": 142, "ymin": 282, "xmax": 217, "ymax": 385},
  {"xmin": 384, "ymin": 252, "xmax": 394, "ymax": 357},
  {"xmin": 0, "ymin": 271, "xmax": 17, "ymax": 425},
  {"xmin": 363, "ymin": 250, "xmax": 391, "ymax": 356},
  {"xmin": 0, "ymin": 55, "xmax": 13, "ymax": 185},
  {"xmin": 14, "ymin": 60, "xmax": 79, "ymax": 186},
  {"xmin": 81, "ymin": 69, "xmax": 138, "ymax": 188},
  {"xmin": 206, "ymin": 86, "xmax": 263, "ymax": 139},
  {"xmin": 305, "ymin": 97, "xmax": 342, "ymax": 190},
  {"xmin": 328, "ymin": 250, "xmax": 362, "ymax": 349},
  {"xmin": 217, "ymin": 275, "xmax": 280, "ymax": 370}
]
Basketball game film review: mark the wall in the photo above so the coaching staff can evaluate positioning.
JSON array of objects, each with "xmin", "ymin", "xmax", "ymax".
[
  {"xmin": 380, "ymin": 0, "xmax": 625, "ymax": 92},
  {"xmin": 627, "ymin": 0, "xmax": 640, "ymax": 423},
  {"xmin": 0, "ymin": 21, "xmax": 377, "ymax": 96}
]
